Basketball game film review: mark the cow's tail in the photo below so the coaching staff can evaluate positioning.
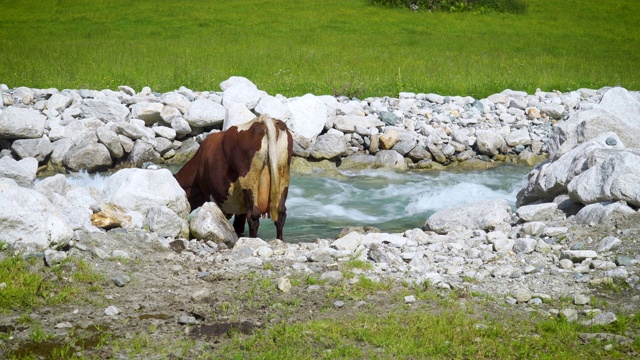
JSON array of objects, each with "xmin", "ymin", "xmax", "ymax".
[{"xmin": 264, "ymin": 116, "xmax": 282, "ymax": 222}]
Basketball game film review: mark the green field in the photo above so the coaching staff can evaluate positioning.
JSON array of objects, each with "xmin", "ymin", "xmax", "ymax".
[{"xmin": 0, "ymin": 0, "xmax": 639, "ymax": 97}]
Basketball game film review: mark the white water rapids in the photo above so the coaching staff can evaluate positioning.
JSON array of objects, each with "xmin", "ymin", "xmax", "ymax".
[{"xmin": 65, "ymin": 165, "xmax": 530, "ymax": 242}]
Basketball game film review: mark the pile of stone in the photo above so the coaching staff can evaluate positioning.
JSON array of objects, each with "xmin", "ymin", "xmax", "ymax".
[{"xmin": 2, "ymin": 77, "xmax": 631, "ymax": 173}]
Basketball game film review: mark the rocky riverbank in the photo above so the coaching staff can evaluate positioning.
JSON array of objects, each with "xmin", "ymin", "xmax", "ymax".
[
  {"xmin": 0, "ymin": 76, "xmax": 597, "ymax": 174},
  {"xmin": 1, "ymin": 80, "xmax": 640, "ymax": 357}
]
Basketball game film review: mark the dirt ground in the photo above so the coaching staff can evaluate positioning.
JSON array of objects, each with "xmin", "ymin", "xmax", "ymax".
[{"xmin": 1, "ymin": 220, "xmax": 639, "ymax": 359}]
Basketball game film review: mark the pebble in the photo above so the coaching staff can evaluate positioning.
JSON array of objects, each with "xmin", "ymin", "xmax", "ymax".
[
  {"xmin": 514, "ymin": 288, "xmax": 532, "ymax": 303},
  {"xmin": 333, "ymin": 301, "xmax": 345, "ymax": 308},
  {"xmin": 277, "ymin": 277, "xmax": 292, "ymax": 293},
  {"xmin": 574, "ymin": 294, "xmax": 590, "ymax": 305},
  {"xmin": 404, "ymin": 295, "xmax": 416, "ymax": 304},
  {"xmin": 178, "ymin": 316, "xmax": 199, "ymax": 325},
  {"xmin": 104, "ymin": 306, "xmax": 120, "ymax": 316}
]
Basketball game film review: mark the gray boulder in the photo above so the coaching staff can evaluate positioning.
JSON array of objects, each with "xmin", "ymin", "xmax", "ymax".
[
  {"xmin": 568, "ymin": 149, "xmax": 640, "ymax": 206},
  {"xmin": 127, "ymin": 140, "xmax": 161, "ymax": 167},
  {"xmin": 574, "ymin": 201, "xmax": 638, "ymax": 226},
  {"xmin": 424, "ymin": 199, "xmax": 512, "ymax": 234},
  {"xmin": 102, "ymin": 168, "xmax": 189, "ymax": 219},
  {"xmin": 96, "ymin": 126, "xmax": 124, "ymax": 159},
  {"xmin": 332, "ymin": 115, "xmax": 383, "ymax": 133},
  {"xmin": 374, "ymin": 150, "xmax": 407, "ymax": 170},
  {"xmin": 146, "ymin": 205, "xmax": 189, "ymax": 238},
  {"xmin": 516, "ymin": 203, "xmax": 558, "ymax": 222},
  {"xmin": 184, "ymin": 98, "xmax": 226, "ymax": 128},
  {"xmin": 548, "ymin": 87, "xmax": 640, "ymax": 160},
  {"xmin": 309, "ymin": 133, "xmax": 348, "ymax": 160},
  {"xmin": 161, "ymin": 92, "xmax": 191, "ymax": 114},
  {"xmin": 505, "ymin": 128, "xmax": 532, "ymax": 147},
  {"xmin": 518, "ymin": 132, "xmax": 624, "ymax": 205},
  {"xmin": 64, "ymin": 142, "xmax": 112, "ymax": 172},
  {"xmin": 0, "ymin": 107, "xmax": 46, "ymax": 139},
  {"xmin": 81, "ymin": 99, "xmax": 129, "ymax": 123},
  {"xmin": 222, "ymin": 80, "xmax": 265, "ymax": 110},
  {"xmin": 254, "ymin": 95, "xmax": 289, "ymax": 120},
  {"xmin": 189, "ymin": 202, "xmax": 237, "ymax": 247},
  {"xmin": 0, "ymin": 156, "xmax": 38, "ymax": 187},
  {"xmin": 11, "ymin": 135, "xmax": 53, "ymax": 162},
  {"xmin": 222, "ymin": 102, "xmax": 256, "ymax": 130},
  {"xmin": 46, "ymin": 93, "xmax": 73, "ymax": 113},
  {"xmin": 286, "ymin": 94, "xmax": 327, "ymax": 139},
  {"xmin": 131, "ymin": 102, "xmax": 164, "ymax": 125},
  {"xmin": 475, "ymin": 130, "xmax": 507, "ymax": 156},
  {"xmin": 0, "ymin": 178, "xmax": 73, "ymax": 248}
]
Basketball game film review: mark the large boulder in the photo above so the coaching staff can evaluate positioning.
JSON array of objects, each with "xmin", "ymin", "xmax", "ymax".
[
  {"xmin": 189, "ymin": 202, "xmax": 237, "ymax": 247},
  {"xmin": 0, "ymin": 156, "xmax": 38, "ymax": 187},
  {"xmin": 221, "ymin": 79, "xmax": 265, "ymax": 110},
  {"xmin": 475, "ymin": 130, "xmax": 507, "ymax": 156},
  {"xmin": 0, "ymin": 178, "xmax": 73, "ymax": 248},
  {"xmin": 146, "ymin": 205, "xmax": 190, "ymax": 238},
  {"xmin": 131, "ymin": 102, "xmax": 164, "ymax": 125},
  {"xmin": 254, "ymin": 95, "xmax": 289, "ymax": 120},
  {"xmin": 568, "ymin": 149, "xmax": 640, "ymax": 206},
  {"xmin": 517, "ymin": 132, "xmax": 624, "ymax": 205},
  {"xmin": 11, "ymin": 136, "xmax": 54, "ymax": 162},
  {"xmin": 424, "ymin": 199, "xmax": 512, "ymax": 234},
  {"xmin": 309, "ymin": 133, "xmax": 348, "ymax": 160},
  {"xmin": 184, "ymin": 98, "xmax": 226, "ymax": 128},
  {"xmin": 102, "ymin": 168, "xmax": 189, "ymax": 219},
  {"xmin": 0, "ymin": 107, "xmax": 46, "ymax": 139},
  {"xmin": 81, "ymin": 99, "xmax": 129, "ymax": 123},
  {"xmin": 548, "ymin": 87, "xmax": 640, "ymax": 161},
  {"xmin": 286, "ymin": 94, "xmax": 327, "ymax": 139},
  {"xmin": 63, "ymin": 142, "xmax": 112, "ymax": 172}
]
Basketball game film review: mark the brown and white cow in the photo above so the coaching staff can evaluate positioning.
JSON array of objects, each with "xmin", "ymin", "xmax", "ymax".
[{"xmin": 174, "ymin": 115, "xmax": 293, "ymax": 240}]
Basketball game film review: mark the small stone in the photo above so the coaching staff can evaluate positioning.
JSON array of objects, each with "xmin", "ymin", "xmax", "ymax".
[
  {"xmin": 112, "ymin": 277, "xmax": 127, "ymax": 287},
  {"xmin": 105, "ymin": 306, "xmax": 120, "ymax": 316},
  {"xmin": 277, "ymin": 277, "xmax": 292, "ymax": 293},
  {"xmin": 514, "ymin": 288, "xmax": 532, "ymax": 303},
  {"xmin": 529, "ymin": 298, "xmax": 543, "ymax": 306},
  {"xmin": 196, "ymin": 271, "xmax": 211, "ymax": 279},
  {"xmin": 510, "ymin": 271, "xmax": 522, "ymax": 279},
  {"xmin": 523, "ymin": 265, "xmax": 537, "ymax": 274},
  {"xmin": 44, "ymin": 249, "xmax": 67, "ymax": 267},
  {"xmin": 596, "ymin": 236, "xmax": 621, "ymax": 252},
  {"xmin": 54, "ymin": 322, "xmax": 73, "ymax": 329},
  {"xmin": 583, "ymin": 311, "xmax": 617, "ymax": 326},
  {"xmin": 604, "ymin": 344, "xmax": 613, "ymax": 351},
  {"xmin": 505, "ymin": 296, "xmax": 517, "ymax": 305},
  {"xmin": 334, "ymin": 300, "xmax": 345, "ymax": 308},
  {"xmin": 560, "ymin": 250, "xmax": 598, "ymax": 263},
  {"xmin": 570, "ymin": 242, "xmax": 585, "ymax": 250},
  {"xmin": 574, "ymin": 294, "xmax": 590, "ymax": 305},
  {"xmin": 560, "ymin": 308, "xmax": 578, "ymax": 322},
  {"xmin": 170, "ymin": 265, "xmax": 183, "ymax": 272},
  {"xmin": 178, "ymin": 315, "xmax": 199, "ymax": 325},
  {"xmin": 191, "ymin": 288, "xmax": 211, "ymax": 301},
  {"xmin": 404, "ymin": 295, "xmax": 416, "ymax": 304},
  {"xmin": 559, "ymin": 259, "xmax": 574, "ymax": 269},
  {"xmin": 615, "ymin": 256, "xmax": 632, "ymax": 267}
]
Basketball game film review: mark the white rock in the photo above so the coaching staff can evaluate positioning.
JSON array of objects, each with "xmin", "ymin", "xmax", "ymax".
[
  {"xmin": 286, "ymin": 94, "xmax": 327, "ymax": 139},
  {"xmin": 184, "ymin": 98, "xmax": 226, "ymax": 128}
]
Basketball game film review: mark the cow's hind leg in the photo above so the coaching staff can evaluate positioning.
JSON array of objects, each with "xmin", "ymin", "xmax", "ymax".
[
  {"xmin": 232, "ymin": 214, "xmax": 246, "ymax": 236},
  {"xmin": 242, "ymin": 189, "xmax": 261, "ymax": 238},
  {"xmin": 274, "ymin": 187, "xmax": 289, "ymax": 240}
]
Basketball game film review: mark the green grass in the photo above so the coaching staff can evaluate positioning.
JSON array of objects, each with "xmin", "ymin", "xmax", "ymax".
[
  {"xmin": 1, "ymin": 0, "xmax": 639, "ymax": 98},
  {"xmin": 0, "ymin": 252, "xmax": 104, "ymax": 311},
  {"xmin": 216, "ymin": 307, "xmax": 639, "ymax": 359}
]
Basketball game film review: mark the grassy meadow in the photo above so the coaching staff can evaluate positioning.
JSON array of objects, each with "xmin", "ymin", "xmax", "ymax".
[{"xmin": 0, "ymin": 0, "xmax": 639, "ymax": 98}]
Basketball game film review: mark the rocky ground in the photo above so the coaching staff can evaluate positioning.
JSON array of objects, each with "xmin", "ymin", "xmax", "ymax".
[{"xmin": 1, "ymin": 196, "xmax": 639, "ymax": 358}]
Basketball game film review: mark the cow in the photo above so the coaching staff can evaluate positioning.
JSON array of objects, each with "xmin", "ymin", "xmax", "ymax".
[{"xmin": 174, "ymin": 115, "xmax": 293, "ymax": 240}]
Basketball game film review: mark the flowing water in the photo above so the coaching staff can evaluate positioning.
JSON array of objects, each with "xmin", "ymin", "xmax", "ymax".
[{"xmin": 66, "ymin": 165, "xmax": 531, "ymax": 243}]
